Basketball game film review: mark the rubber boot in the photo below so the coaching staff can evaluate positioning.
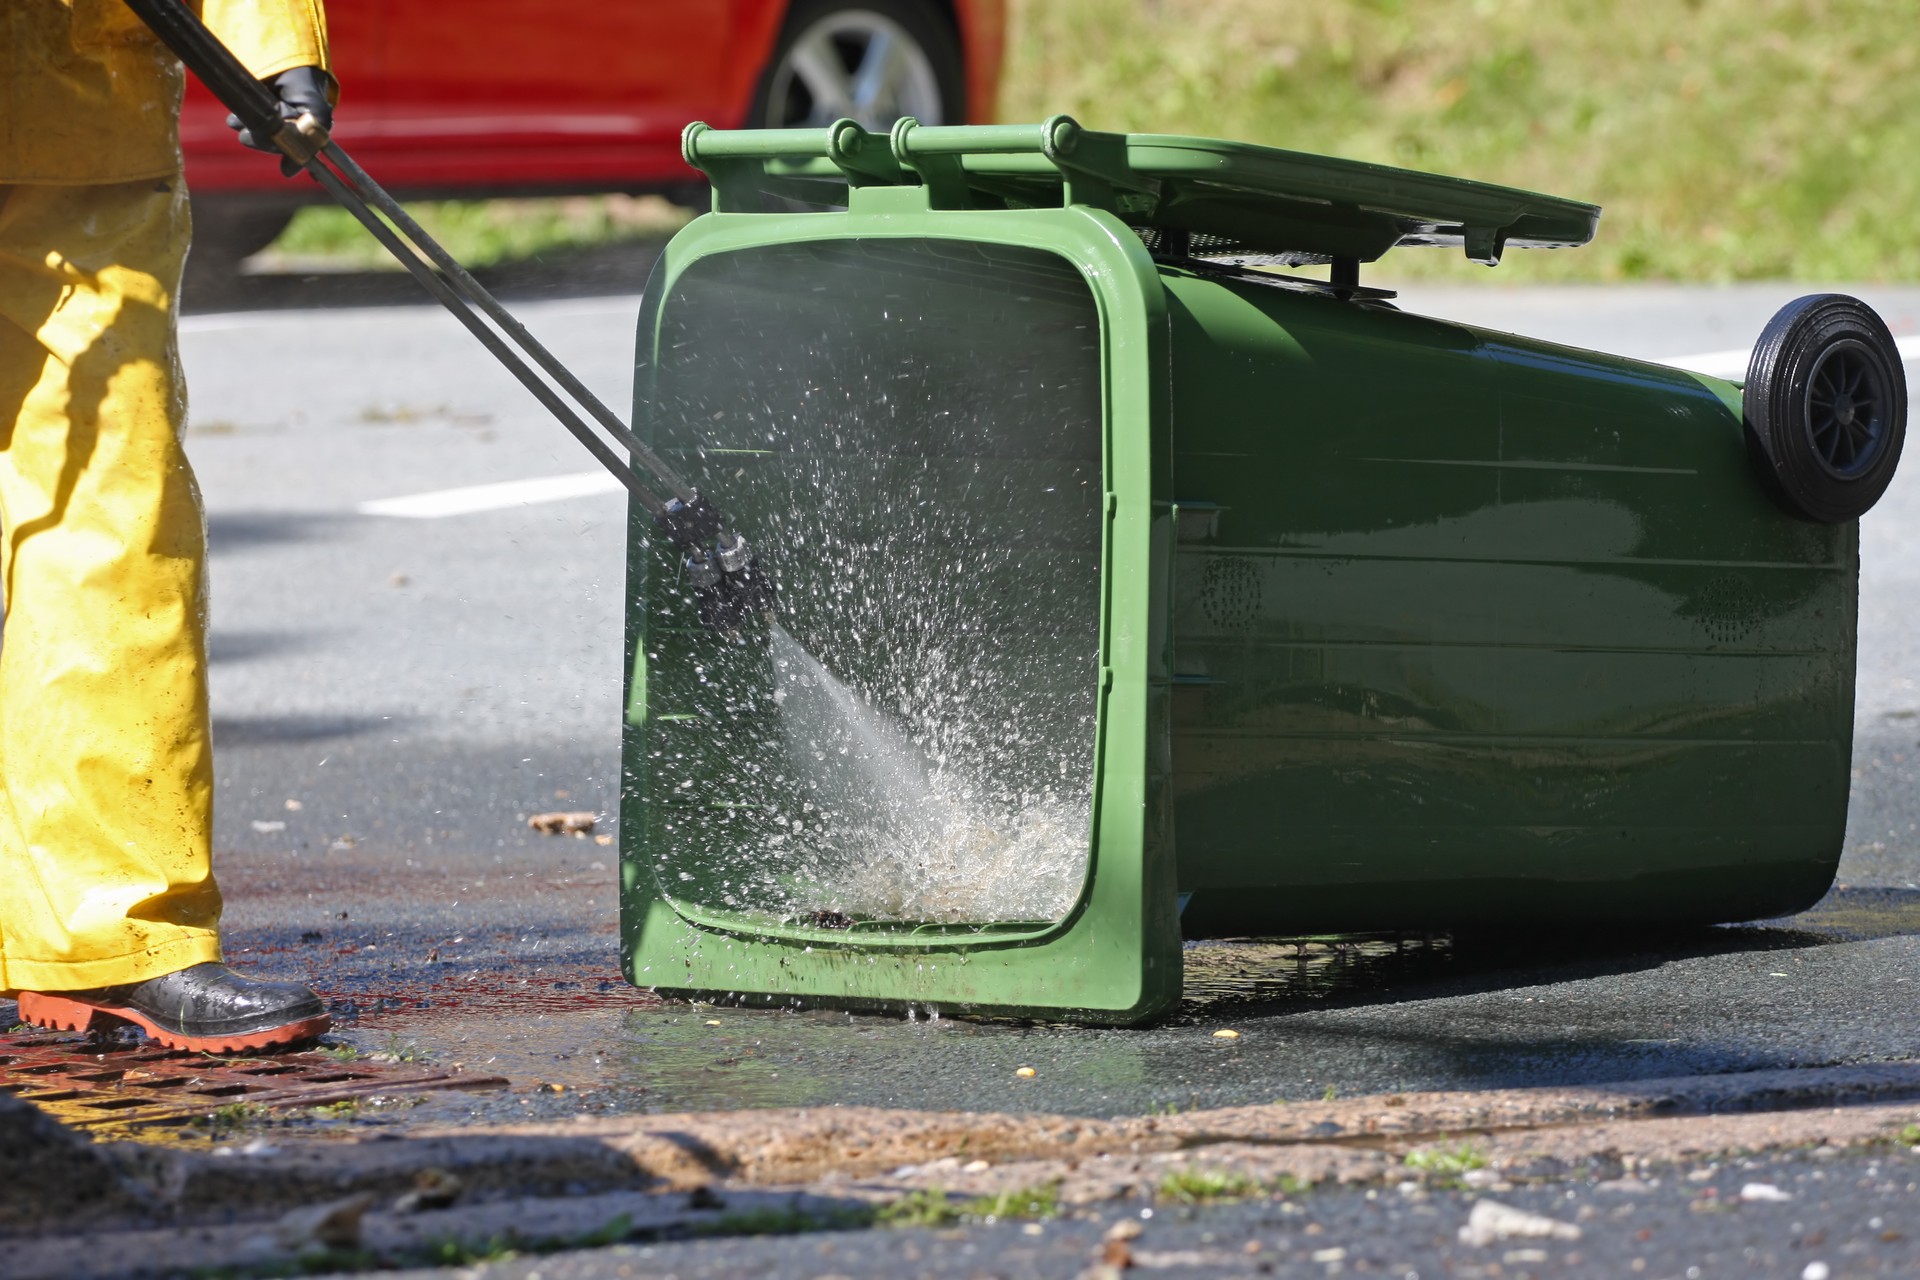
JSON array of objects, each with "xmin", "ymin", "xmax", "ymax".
[{"xmin": 17, "ymin": 962, "xmax": 330, "ymax": 1053}]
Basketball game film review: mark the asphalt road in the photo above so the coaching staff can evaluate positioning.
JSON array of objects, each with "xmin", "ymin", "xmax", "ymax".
[{"xmin": 17, "ymin": 262, "xmax": 1920, "ymax": 1131}]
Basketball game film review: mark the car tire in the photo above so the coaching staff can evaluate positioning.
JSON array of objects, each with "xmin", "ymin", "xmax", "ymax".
[
  {"xmin": 1744, "ymin": 293, "xmax": 1907, "ymax": 523},
  {"xmin": 188, "ymin": 197, "xmax": 295, "ymax": 275},
  {"xmin": 750, "ymin": 1, "xmax": 966, "ymax": 132}
]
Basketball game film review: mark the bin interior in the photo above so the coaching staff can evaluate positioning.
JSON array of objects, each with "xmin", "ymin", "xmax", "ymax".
[{"xmin": 632, "ymin": 238, "xmax": 1107, "ymax": 930}]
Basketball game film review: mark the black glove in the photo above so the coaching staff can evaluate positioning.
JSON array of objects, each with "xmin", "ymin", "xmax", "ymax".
[{"xmin": 226, "ymin": 66, "xmax": 334, "ymax": 174}]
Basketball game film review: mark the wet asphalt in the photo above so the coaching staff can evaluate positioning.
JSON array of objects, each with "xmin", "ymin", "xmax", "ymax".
[{"xmin": 12, "ymin": 258, "xmax": 1920, "ymax": 1272}]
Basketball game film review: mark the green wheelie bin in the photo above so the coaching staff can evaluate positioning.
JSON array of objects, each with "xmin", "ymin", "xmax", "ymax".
[{"xmin": 619, "ymin": 117, "xmax": 1908, "ymax": 1025}]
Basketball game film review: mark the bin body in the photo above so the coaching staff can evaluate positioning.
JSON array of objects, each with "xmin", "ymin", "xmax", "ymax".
[
  {"xmin": 620, "ymin": 121, "xmax": 1858, "ymax": 1024},
  {"xmin": 1160, "ymin": 272, "xmax": 1855, "ymax": 936}
]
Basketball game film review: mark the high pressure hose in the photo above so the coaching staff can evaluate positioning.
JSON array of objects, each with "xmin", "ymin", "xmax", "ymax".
[{"xmin": 123, "ymin": 0, "xmax": 775, "ymax": 632}]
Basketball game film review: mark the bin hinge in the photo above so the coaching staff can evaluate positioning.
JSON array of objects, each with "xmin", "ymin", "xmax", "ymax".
[
  {"xmin": 887, "ymin": 115, "xmax": 1157, "ymax": 214},
  {"xmin": 684, "ymin": 119, "xmax": 903, "ymax": 212}
]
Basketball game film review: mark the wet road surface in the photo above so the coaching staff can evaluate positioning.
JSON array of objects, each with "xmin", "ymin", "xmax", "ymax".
[
  {"xmin": 193, "ymin": 876, "xmax": 1920, "ymax": 1133},
  {"xmin": 10, "ymin": 271, "xmax": 1920, "ymax": 1133}
]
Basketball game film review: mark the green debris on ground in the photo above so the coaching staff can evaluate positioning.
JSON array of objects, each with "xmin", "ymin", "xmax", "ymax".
[
  {"xmin": 1403, "ymin": 1137, "xmax": 1493, "ymax": 1182},
  {"xmin": 694, "ymin": 1203, "xmax": 876, "ymax": 1237},
  {"xmin": 876, "ymin": 1188, "xmax": 964, "ymax": 1229},
  {"xmin": 371, "ymin": 1034, "xmax": 432, "ymax": 1064},
  {"xmin": 188, "ymin": 1252, "xmax": 376, "ymax": 1279},
  {"xmin": 422, "ymin": 1235, "xmax": 523, "ymax": 1267},
  {"xmin": 877, "ymin": 1182, "xmax": 1062, "ymax": 1228},
  {"xmin": 963, "ymin": 1182, "xmax": 1062, "ymax": 1222},
  {"xmin": 194, "ymin": 1101, "xmax": 272, "ymax": 1138},
  {"xmin": 1156, "ymin": 1166, "xmax": 1266, "ymax": 1204}
]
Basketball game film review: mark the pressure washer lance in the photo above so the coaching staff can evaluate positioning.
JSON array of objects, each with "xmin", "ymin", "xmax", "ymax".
[{"xmin": 123, "ymin": 0, "xmax": 774, "ymax": 632}]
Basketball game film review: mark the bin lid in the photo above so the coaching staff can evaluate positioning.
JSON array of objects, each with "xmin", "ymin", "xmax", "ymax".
[{"xmin": 682, "ymin": 116, "xmax": 1600, "ymax": 267}]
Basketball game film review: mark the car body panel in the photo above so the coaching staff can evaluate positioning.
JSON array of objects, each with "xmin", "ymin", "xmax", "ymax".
[{"xmin": 182, "ymin": 0, "xmax": 1003, "ymax": 196}]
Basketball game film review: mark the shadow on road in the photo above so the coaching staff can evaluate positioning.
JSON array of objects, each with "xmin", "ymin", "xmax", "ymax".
[
  {"xmin": 207, "ymin": 628, "xmax": 314, "ymax": 666},
  {"xmin": 1181, "ymin": 885, "xmax": 1920, "ymax": 1021},
  {"xmin": 206, "ymin": 510, "xmax": 354, "ymax": 553},
  {"xmin": 212, "ymin": 712, "xmax": 419, "ymax": 746},
  {"xmin": 180, "ymin": 237, "xmax": 672, "ymax": 316}
]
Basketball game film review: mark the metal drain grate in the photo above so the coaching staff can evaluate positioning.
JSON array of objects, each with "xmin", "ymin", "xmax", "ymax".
[{"xmin": 0, "ymin": 1027, "xmax": 506, "ymax": 1130}]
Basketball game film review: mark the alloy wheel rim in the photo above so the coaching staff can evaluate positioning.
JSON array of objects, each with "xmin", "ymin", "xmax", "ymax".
[{"xmin": 765, "ymin": 10, "xmax": 946, "ymax": 130}]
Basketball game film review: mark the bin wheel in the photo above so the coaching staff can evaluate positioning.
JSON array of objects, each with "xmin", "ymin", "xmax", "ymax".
[{"xmin": 1744, "ymin": 293, "xmax": 1907, "ymax": 522}]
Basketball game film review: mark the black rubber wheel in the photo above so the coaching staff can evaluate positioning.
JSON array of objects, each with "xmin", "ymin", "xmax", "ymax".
[
  {"xmin": 1744, "ymin": 293, "xmax": 1907, "ymax": 523},
  {"xmin": 748, "ymin": 1, "xmax": 966, "ymax": 131}
]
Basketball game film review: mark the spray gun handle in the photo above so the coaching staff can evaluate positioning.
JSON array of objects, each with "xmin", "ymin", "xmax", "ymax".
[{"xmin": 277, "ymin": 111, "xmax": 332, "ymax": 167}]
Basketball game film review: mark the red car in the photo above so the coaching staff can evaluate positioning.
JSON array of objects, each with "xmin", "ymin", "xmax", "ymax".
[{"xmin": 184, "ymin": 0, "xmax": 1007, "ymax": 260}]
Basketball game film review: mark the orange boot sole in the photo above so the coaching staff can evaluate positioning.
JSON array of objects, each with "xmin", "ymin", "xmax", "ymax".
[{"xmin": 16, "ymin": 990, "xmax": 330, "ymax": 1054}]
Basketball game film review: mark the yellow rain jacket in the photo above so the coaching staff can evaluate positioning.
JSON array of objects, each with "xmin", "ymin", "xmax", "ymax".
[
  {"xmin": 2, "ymin": 1, "xmax": 331, "ymax": 184},
  {"xmin": 0, "ymin": 0, "xmax": 329, "ymax": 994}
]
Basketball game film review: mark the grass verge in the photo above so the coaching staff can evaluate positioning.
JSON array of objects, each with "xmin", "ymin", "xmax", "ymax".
[
  {"xmin": 1002, "ymin": 0, "xmax": 1919, "ymax": 283},
  {"xmin": 269, "ymin": 194, "xmax": 692, "ymax": 272}
]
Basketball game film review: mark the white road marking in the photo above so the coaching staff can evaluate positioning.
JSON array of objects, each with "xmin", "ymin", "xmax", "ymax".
[
  {"xmin": 1660, "ymin": 347, "xmax": 1756, "ymax": 379},
  {"xmin": 1662, "ymin": 333, "xmax": 1920, "ymax": 380},
  {"xmin": 358, "ymin": 470, "xmax": 623, "ymax": 518},
  {"xmin": 359, "ymin": 334, "xmax": 1920, "ymax": 519}
]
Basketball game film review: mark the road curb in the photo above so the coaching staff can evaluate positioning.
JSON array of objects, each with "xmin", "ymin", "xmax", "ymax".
[{"xmin": 12, "ymin": 1060, "xmax": 1920, "ymax": 1277}]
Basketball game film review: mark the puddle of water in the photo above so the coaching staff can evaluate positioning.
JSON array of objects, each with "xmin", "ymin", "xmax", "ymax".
[{"xmin": 323, "ymin": 939, "xmax": 1474, "ymax": 1123}]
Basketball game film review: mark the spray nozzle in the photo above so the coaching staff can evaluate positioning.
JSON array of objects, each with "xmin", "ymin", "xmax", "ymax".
[
  {"xmin": 684, "ymin": 534, "xmax": 776, "ymax": 632},
  {"xmin": 660, "ymin": 496, "xmax": 775, "ymax": 632},
  {"xmin": 656, "ymin": 491, "xmax": 775, "ymax": 629}
]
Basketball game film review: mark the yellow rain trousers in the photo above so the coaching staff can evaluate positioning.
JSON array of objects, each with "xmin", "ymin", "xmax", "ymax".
[{"xmin": 0, "ymin": 0, "xmax": 329, "ymax": 995}]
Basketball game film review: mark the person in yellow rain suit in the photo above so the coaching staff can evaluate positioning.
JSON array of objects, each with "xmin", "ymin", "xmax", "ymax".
[{"xmin": 2, "ymin": 1, "xmax": 335, "ymax": 1052}]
